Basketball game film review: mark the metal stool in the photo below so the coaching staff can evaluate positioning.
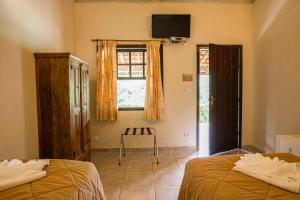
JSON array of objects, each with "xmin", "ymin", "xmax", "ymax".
[{"xmin": 119, "ymin": 127, "xmax": 159, "ymax": 165}]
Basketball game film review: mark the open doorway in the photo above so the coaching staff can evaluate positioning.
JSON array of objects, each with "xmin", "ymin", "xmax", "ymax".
[
  {"xmin": 196, "ymin": 44, "xmax": 243, "ymax": 155},
  {"xmin": 197, "ymin": 46, "xmax": 210, "ymax": 156}
]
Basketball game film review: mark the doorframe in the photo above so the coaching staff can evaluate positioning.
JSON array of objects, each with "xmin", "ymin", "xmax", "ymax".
[{"xmin": 196, "ymin": 44, "xmax": 243, "ymax": 151}]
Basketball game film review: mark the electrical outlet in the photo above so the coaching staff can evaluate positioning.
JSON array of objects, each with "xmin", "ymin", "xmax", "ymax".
[{"xmin": 184, "ymin": 132, "xmax": 190, "ymax": 137}]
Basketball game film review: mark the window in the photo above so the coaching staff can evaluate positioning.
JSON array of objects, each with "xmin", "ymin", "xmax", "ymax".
[
  {"xmin": 117, "ymin": 44, "xmax": 163, "ymax": 110},
  {"xmin": 117, "ymin": 45, "xmax": 147, "ymax": 110}
]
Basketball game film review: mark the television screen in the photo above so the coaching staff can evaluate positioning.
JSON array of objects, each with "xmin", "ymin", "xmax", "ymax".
[{"xmin": 152, "ymin": 14, "xmax": 191, "ymax": 38}]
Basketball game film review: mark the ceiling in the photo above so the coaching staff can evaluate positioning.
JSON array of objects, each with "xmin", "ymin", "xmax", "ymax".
[{"xmin": 75, "ymin": 0, "xmax": 255, "ymax": 4}]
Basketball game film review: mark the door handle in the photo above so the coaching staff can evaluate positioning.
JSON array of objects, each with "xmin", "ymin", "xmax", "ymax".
[{"xmin": 209, "ymin": 96, "xmax": 215, "ymax": 106}]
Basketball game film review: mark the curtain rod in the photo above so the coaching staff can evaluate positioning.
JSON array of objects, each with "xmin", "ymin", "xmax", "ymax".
[{"xmin": 91, "ymin": 39, "xmax": 164, "ymax": 43}]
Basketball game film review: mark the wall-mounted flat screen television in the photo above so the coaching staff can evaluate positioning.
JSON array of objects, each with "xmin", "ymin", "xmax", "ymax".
[{"xmin": 152, "ymin": 14, "xmax": 191, "ymax": 38}]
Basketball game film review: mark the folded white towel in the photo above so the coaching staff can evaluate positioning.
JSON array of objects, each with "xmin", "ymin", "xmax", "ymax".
[
  {"xmin": 0, "ymin": 159, "xmax": 49, "ymax": 191},
  {"xmin": 233, "ymin": 153, "xmax": 300, "ymax": 193}
]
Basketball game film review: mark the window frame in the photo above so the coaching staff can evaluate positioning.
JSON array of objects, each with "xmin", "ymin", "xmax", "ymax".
[
  {"xmin": 117, "ymin": 45, "xmax": 147, "ymax": 80},
  {"xmin": 116, "ymin": 44, "xmax": 163, "ymax": 111}
]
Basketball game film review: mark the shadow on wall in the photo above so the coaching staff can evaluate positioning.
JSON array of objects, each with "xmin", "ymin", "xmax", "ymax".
[
  {"xmin": 0, "ymin": 0, "xmax": 75, "ymax": 159},
  {"xmin": 0, "ymin": 37, "xmax": 39, "ymax": 159},
  {"xmin": 253, "ymin": 0, "xmax": 300, "ymax": 152},
  {"xmin": 256, "ymin": 0, "xmax": 288, "ymax": 39},
  {"xmin": 21, "ymin": 48, "xmax": 39, "ymax": 159},
  {"xmin": 256, "ymin": 0, "xmax": 300, "ymax": 39}
]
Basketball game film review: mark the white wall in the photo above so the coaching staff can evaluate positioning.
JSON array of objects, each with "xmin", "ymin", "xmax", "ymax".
[
  {"xmin": 0, "ymin": 0, "xmax": 75, "ymax": 159},
  {"xmin": 75, "ymin": 2, "xmax": 254, "ymax": 149},
  {"xmin": 252, "ymin": 0, "xmax": 300, "ymax": 152}
]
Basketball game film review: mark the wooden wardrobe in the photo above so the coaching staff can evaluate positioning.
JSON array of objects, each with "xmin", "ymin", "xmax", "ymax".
[{"xmin": 34, "ymin": 53, "xmax": 90, "ymax": 161}]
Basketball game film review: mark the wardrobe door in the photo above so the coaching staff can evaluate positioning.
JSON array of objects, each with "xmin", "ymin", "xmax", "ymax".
[
  {"xmin": 70, "ymin": 61, "xmax": 82, "ymax": 158},
  {"xmin": 80, "ymin": 64, "xmax": 90, "ymax": 151}
]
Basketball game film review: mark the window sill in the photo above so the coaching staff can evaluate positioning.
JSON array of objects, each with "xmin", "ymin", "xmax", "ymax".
[{"xmin": 118, "ymin": 107, "xmax": 144, "ymax": 111}]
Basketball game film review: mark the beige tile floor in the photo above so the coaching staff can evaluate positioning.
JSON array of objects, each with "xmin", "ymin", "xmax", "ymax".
[{"xmin": 91, "ymin": 149, "xmax": 200, "ymax": 200}]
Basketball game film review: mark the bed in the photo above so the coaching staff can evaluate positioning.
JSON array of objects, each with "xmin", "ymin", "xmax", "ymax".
[
  {"xmin": 178, "ymin": 153, "xmax": 300, "ymax": 200},
  {"xmin": 0, "ymin": 160, "xmax": 106, "ymax": 200}
]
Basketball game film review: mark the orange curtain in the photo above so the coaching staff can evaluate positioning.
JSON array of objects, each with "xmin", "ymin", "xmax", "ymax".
[
  {"xmin": 144, "ymin": 41, "xmax": 164, "ymax": 121},
  {"xmin": 96, "ymin": 41, "xmax": 118, "ymax": 121}
]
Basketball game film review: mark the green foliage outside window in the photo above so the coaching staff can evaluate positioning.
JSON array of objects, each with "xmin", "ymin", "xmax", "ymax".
[{"xmin": 200, "ymin": 105, "xmax": 209, "ymax": 123}]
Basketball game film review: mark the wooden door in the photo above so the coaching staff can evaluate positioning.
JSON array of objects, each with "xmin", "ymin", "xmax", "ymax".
[
  {"xmin": 70, "ymin": 62, "xmax": 82, "ymax": 158},
  {"xmin": 209, "ymin": 44, "xmax": 242, "ymax": 154},
  {"xmin": 80, "ymin": 64, "xmax": 90, "ymax": 151}
]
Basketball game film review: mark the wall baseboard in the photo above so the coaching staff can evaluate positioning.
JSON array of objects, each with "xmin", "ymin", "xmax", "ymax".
[
  {"xmin": 91, "ymin": 145, "xmax": 263, "ymax": 153},
  {"xmin": 91, "ymin": 146, "xmax": 197, "ymax": 152}
]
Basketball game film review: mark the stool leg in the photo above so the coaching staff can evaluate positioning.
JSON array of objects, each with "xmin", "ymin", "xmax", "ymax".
[
  {"xmin": 121, "ymin": 135, "xmax": 126, "ymax": 156},
  {"xmin": 119, "ymin": 136, "xmax": 122, "ymax": 165},
  {"xmin": 153, "ymin": 135, "xmax": 156, "ymax": 156},
  {"xmin": 154, "ymin": 135, "xmax": 159, "ymax": 164}
]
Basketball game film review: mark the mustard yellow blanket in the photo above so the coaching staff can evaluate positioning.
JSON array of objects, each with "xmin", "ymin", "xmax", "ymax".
[
  {"xmin": 0, "ymin": 160, "xmax": 106, "ymax": 200},
  {"xmin": 178, "ymin": 153, "xmax": 300, "ymax": 200}
]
